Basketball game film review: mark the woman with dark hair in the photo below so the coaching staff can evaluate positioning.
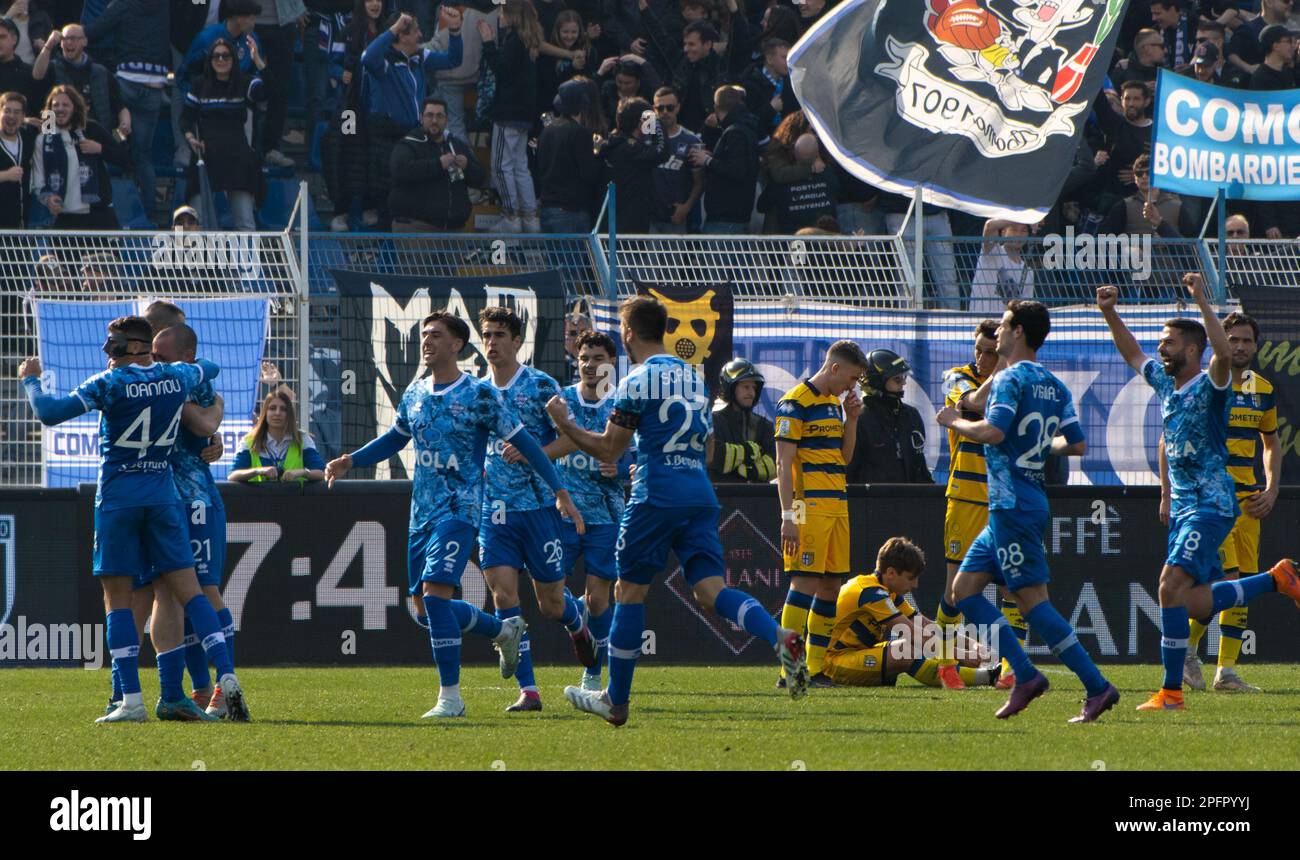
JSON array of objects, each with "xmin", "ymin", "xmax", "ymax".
[
  {"xmin": 323, "ymin": 0, "xmax": 391, "ymax": 230},
  {"xmin": 753, "ymin": 3, "xmax": 800, "ymax": 61},
  {"xmin": 227, "ymin": 388, "xmax": 326, "ymax": 484},
  {"xmin": 181, "ymin": 37, "xmax": 269, "ymax": 232},
  {"xmin": 31, "ymin": 83, "xmax": 129, "ymax": 229},
  {"xmin": 598, "ymin": 95, "xmax": 668, "ymax": 233}
]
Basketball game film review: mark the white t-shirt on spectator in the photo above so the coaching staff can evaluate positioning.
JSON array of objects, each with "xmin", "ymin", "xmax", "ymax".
[{"xmin": 970, "ymin": 245, "xmax": 1033, "ymax": 315}]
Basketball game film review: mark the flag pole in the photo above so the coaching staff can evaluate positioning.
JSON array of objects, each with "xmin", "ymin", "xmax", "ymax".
[
  {"xmin": 913, "ymin": 184, "xmax": 924, "ymax": 309},
  {"xmin": 1215, "ymin": 187, "xmax": 1227, "ymax": 304}
]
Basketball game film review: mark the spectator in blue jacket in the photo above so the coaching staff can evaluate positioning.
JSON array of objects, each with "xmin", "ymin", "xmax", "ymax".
[
  {"xmin": 360, "ymin": 8, "xmax": 462, "ymax": 227},
  {"xmin": 84, "ymin": 0, "xmax": 171, "ymax": 223}
]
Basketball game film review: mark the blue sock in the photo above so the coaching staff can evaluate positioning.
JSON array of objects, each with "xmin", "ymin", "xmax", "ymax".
[
  {"xmin": 108, "ymin": 625, "xmax": 122, "ymax": 702},
  {"xmin": 607, "ymin": 602, "xmax": 645, "ymax": 706},
  {"xmin": 1211, "ymin": 574, "xmax": 1276, "ymax": 612},
  {"xmin": 106, "ymin": 608, "xmax": 141, "ymax": 697},
  {"xmin": 184, "ymin": 595, "xmax": 233, "ymax": 679},
  {"xmin": 157, "ymin": 645, "xmax": 186, "ymax": 702},
  {"xmin": 1160, "ymin": 606, "xmax": 1190, "ymax": 690},
  {"xmin": 422, "ymin": 595, "xmax": 461, "ymax": 690},
  {"xmin": 449, "ymin": 600, "xmax": 503, "ymax": 638},
  {"xmin": 714, "ymin": 587, "xmax": 780, "ymax": 646},
  {"xmin": 559, "ymin": 589, "xmax": 583, "ymax": 633},
  {"xmin": 183, "ymin": 618, "xmax": 210, "ymax": 692},
  {"xmin": 1025, "ymin": 603, "xmax": 1107, "ymax": 697},
  {"xmin": 497, "ymin": 606, "xmax": 536, "ymax": 692},
  {"xmin": 216, "ymin": 607, "xmax": 235, "ymax": 667},
  {"xmin": 586, "ymin": 606, "xmax": 612, "ymax": 678},
  {"xmin": 957, "ymin": 594, "xmax": 1037, "ymax": 682}
]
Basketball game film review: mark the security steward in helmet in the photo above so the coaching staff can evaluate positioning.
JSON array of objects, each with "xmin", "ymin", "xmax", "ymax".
[
  {"xmin": 709, "ymin": 358, "xmax": 777, "ymax": 484},
  {"xmin": 846, "ymin": 349, "xmax": 933, "ymax": 484}
]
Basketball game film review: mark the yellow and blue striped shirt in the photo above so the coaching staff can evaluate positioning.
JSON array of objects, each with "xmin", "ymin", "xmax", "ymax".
[
  {"xmin": 775, "ymin": 380, "xmax": 848, "ymax": 516},
  {"xmin": 1227, "ymin": 371, "xmax": 1277, "ymax": 497},
  {"xmin": 829, "ymin": 573, "xmax": 916, "ymax": 651},
  {"xmin": 943, "ymin": 363, "xmax": 988, "ymax": 505}
]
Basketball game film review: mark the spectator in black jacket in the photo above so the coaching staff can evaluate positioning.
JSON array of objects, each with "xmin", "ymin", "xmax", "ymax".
[
  {"xmin": 1091, "ymin": 79, "xmax": 1153, "ymax": 210},
  {"xmin": 32, "ymin": 83, "xmax": 129, "ymax": 229},
  {"xmin": 389, "ymin": 95, "xmax": 485, "ymax": 231},
  {"xmin": 599, "ymin": 95, "xmax": 667, "ymax": 232},
  {"xmin": 483, "ymin": 0, "xmax": 542, "ymax": 232},
  {"xmin": 740, "ymin": 37, "xmax": 796, "ymax": 146},
  {"xmin": 847, "ymin": 349, "xmax": 933, "ymax": 485},
  {"xmin": 709, "ymin": 357, "xmax": 776, "ymax": 485},
  {"xmin": 1111, "ymin": 27, "xmax": 1165, "ymax": 87},
  {"xmin": 596, "ymin": 53, "xmax": 659, "ymax": 131},
  {"xmin": 1249, "ymin": 24, "xmax": 1296, "ymax": 90},
  {"xmin": 1182, "ymin": 39, "xmax": 1248, "ymax": 89},
  {"xmin": 0, "ymin": 89, "xmax": 36, "ymax": 227},
  {"xmin": 690, "ymin": 83, "xmax": 757, "ymax": 233},
  {"xmin": 33, "ymin": 26, "xmax": 129, "ymax": 135},
  {"xmin": 759, "ymin": 131, "xmax": 837, "ymax": 233},
  {"xmin": 85, "ymin": 0, "xmax": 170, "ymax": 223},
  {"xmin": 1227, "ymin": 0, "xmax": 1293, "ymax": 76},
  {"xmin": 645, "ymin": 13, "xmax": 726, "ymax": 135},
  {"xmin": 538, "ymin": 78, "xmax": 603, "ymax": 232},
  {"xmin": 0, "ymin": 17, "xmax": 44, "ymax": 105},
  {"xmin": 1150, "ymin": 0, "xmax": 1194, "ymax": 69}
]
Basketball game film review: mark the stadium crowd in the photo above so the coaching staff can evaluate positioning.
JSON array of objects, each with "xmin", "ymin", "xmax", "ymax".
[{"xmin": 0, "ymin": 0, "xmax": 1293, "ymax": 247}]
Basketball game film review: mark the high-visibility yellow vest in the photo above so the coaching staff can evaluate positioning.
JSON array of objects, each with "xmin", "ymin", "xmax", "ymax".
[{"xmin": 244, "ymin": 433, "xmax": 304, "ymax": 483}]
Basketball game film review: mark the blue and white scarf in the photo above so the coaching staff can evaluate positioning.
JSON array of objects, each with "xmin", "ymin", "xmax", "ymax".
[{"xmin": 40, "ymin": 130, "xmax": 100, "ymax": 206}]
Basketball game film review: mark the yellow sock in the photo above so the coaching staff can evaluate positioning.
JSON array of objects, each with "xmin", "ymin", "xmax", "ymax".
[
  {"xmin": 1188, "ymin": 618, "xmax": 1209, "ymax": 650},
  {"xmin": 1218, "ymin": 606, "xmax": 1248, "ymax": 667},
  {"xmin": 778, "ymin": 591, "xmax": 812, "ymax": 678},
  {"xmin": 910, "ymin": 659, "xmax": 984, "ymax": 687},
  {"xmin": 999, "ymin": 599, "xmax": 1027, "ymax": 676},
  {"xmin": 958, "ymin": 666, "xmax": 982, "ymax": 686},
  {"xmin": 935, "ymin": 603, "xmax": 962, "ymax": 666},
  {"xmin": 807, "ymin": 597, "xmax": 837, "ymax": 676}
]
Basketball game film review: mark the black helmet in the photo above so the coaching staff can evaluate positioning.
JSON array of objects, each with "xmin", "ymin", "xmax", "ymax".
[
  {"xmin": 719, "ymin": 358, "xmax": 765, "ymax": 405},
  {"xmin": 863, "ymin": 348, "xmax": 910, "ymax": 394}
]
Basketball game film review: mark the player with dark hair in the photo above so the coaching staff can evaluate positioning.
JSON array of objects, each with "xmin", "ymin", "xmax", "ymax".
[
  {"xmin": 20, "ymin": 316, "xmax": 246, "ymax": 723},
  {"xmin": 479, "ymin": 305, "xmax": 598, "ymax": 712},
  {"xmin": 1099, "ymin": 278, "xmax": 1300, "ymax": 712},
  {"xmin": 1179, "ymin": 311, "xmax": 1280, "ymax": 692},
  {"xmin": 938, "ymin": 300, "xmax": 1118, "ymax": 723},
  {"xmin": 541, "ymin": 329, "xmax": 629, "ymax": 692},
  {"xmin": 547, "ymin": 295, "xmax": 808, "ymax": 725},
  {"xmin": 325, "ymin": 309, "xmax": 585, "ymax": 719},
  {"xmin": 934, "ymin": 319, "xmax": 1016, "ymax": 690}
]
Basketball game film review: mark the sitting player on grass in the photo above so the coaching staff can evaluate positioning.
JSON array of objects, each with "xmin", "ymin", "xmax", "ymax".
[{"xmin": 823, "ymin": 537, "xmax": 1001, "ymax": 689}]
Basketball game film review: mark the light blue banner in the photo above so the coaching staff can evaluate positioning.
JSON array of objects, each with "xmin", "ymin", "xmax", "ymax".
[
  {"xmin": 35, "ymin": 299, "xmax": 268, "ymax": 487},
  {"xmin": 1152, "ymin": 68, "xmax": 1300, "ymax": 201}
]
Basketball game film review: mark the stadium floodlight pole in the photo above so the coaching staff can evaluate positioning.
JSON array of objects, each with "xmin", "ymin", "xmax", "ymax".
[{"xmin": 297, "ymin": 180, "xmax": 311, "ymax": 428}]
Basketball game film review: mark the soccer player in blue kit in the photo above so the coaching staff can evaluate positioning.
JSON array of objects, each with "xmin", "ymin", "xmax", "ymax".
[
  {"xmin": 478, "ymin": 307, "xmax": 598, "ymax": 712},
  {"xmin": 20, "ymin": 316, "xmax": 247, "ymax": 723},
  {"xmin": 937, "ymin": 300, "xmax": 1119, "ymax": 723},
  {"xmin": 546, "ymin": 295, "xmax": 808, "ymax": 727},
  {"xmin": 1098, "ymin": 276, "xmax": 1300, "ymax": 712},
  {"xmin": 538, "ymin": 330, "xmax": 628, "ymax": 692},
  {"xmin": 325, "ymin": 310, "xmax": 585, "ymax": 719}
]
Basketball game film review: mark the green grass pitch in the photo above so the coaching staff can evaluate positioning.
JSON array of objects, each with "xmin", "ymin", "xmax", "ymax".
[{"xmin": 4, "ymin": 664, "xmax": 1300, "ymax": 770}]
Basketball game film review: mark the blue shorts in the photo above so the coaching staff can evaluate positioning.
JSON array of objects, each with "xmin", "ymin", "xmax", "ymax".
[
  {"xmin": 560, "ymin": 521, "xmax": 618, "ymax": 581},
  {"xmin": 958, "ymin": 507, "xmax": 1051, "ymax": 591},
  {"xmin": 408, "ymin": 519, "xmax": 478, "ymax": 595},
  {"xmin": 1166, "ymin": 508, "xmax": 1233, "ymax": 585},
  {"xmin": 95, "ymin": 502, "xmax": 193, "ymax": 584},
  {"xmin": 616, "ymin": 503, "xmax": 723, "ymax": 587},
  {"xmin": 478, "ymin": 507, "xmax": 565, "ymax": 583},
  {"xmin": 186, "ymin": 501, "xmax": 227, "ymax": 588}
]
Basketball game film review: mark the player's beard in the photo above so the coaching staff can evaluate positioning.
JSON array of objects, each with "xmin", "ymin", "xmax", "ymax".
[{"xmin": 1161, "ymin": 352, "xmax": 1186, "ymax": 376}]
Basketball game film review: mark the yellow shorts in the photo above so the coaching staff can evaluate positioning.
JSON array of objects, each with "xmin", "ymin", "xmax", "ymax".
[
  {"xmin": 783, "ymin": 513, "xmax": 849, "ymax": 577},
  {"xmin": 823, "ymin": 643, "xmax": 892, "ymax": 687},
  {"xmin": 1219, "ymin": 509, "xmax": 1261, "ymax": 575},
  {"xmin": 943, "ymin": 498, "xmax": 989, "ymax": 565}
]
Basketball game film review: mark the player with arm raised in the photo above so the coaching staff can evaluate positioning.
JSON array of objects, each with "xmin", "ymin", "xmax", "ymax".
[
  {"xmin": 477, "ymin": 306, "xmax": 598, "ymax": 713},
  {"xmin": 937, "ymin": 300, "xmax": 1119, "ymax": 723},
  {"xmin": 20, "ymin": 316, "xmax": 246, "ymax": 723},
  {"xmin": 1098, "ymin": 277, "xmax": 1300, "ymax": 712},
  {"xmin": 547, "ymin": 295, "xmax": 808, "ymax": 726},
  {"xmin": 324, "ymin": 310, "xmax": 584, "ymax": 719},
  {"xmin": 512, "ymin": 330, "xmax": 629, "ymax": 693}
]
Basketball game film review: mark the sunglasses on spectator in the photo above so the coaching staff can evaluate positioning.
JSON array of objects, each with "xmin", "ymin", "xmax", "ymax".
[{"xmin": 212, "ymin": 52, "xmax": 233, "ymax": 60}]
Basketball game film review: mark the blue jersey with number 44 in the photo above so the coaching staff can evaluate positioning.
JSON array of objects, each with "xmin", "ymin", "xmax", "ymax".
[
  {"xmin": 74, "ymin": 362, "xmax": 210, "ymax": 510},
  {"xmin": 984, "ymin": 361, "xmax": 1084, "ymax": 512},
  {"xmin": 615, "ymin": 354, "xmax": 718, "ymax": 509}
]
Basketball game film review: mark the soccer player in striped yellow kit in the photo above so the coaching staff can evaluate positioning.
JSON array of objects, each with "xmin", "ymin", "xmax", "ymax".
[
  {"xmin": 823, "ymin": 537, "xmax": 1001, "ymax": 689},
  {"xmin": 934, "ymin": 321, "xmax": 1029, "ymax": 689},
  {"xmin": 775, "ymin": 340, "xmax": 867, "ymax": 686},
  {"xmin": 1178, "ymin": 311, "xmax": 1280, "ymax": 692}
]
